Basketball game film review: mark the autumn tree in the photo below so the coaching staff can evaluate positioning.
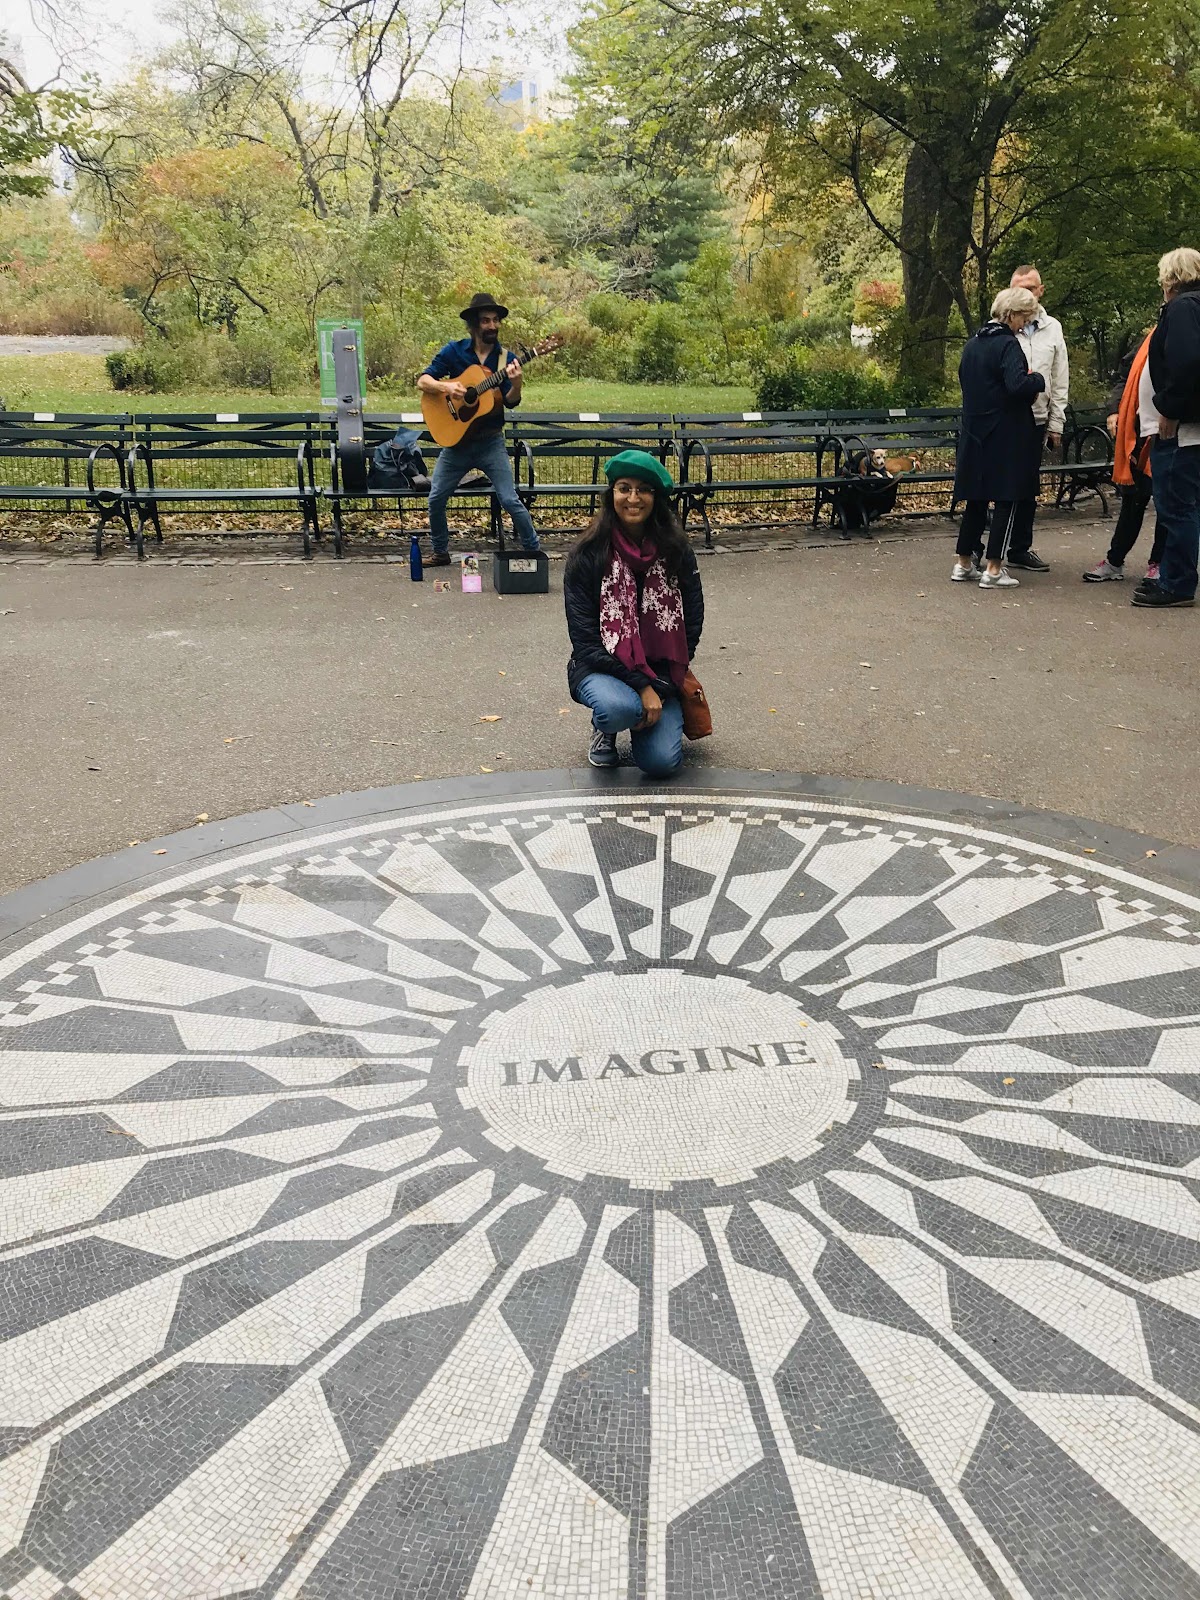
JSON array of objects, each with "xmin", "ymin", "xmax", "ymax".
[{"xmin": 573, "ymin": 0, "xmax": 1200, "ymax": 389}]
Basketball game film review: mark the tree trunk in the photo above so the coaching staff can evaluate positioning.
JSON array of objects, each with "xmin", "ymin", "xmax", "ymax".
[{"xmin": 898, "ymin": 142, "xmax": 978, "ymax": 394}]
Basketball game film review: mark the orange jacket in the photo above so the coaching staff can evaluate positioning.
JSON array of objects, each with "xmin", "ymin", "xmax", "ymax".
[{"xmin": 1113, "ymin": 332, "xmax": 1153, "ymax": 486}]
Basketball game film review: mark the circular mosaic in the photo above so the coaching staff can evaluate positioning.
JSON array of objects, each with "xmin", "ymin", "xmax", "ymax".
[
  {"xmin": 458, "ymin": 969, "xmax": 858, "ymax": 1187},
  {"xmin": 2, "ymin": 785, "xmax": 1200, "ymax": 1600}
]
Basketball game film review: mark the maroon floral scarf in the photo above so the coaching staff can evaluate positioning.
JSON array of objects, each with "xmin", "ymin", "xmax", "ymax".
[{"xmin": 600, "ymin": 525, "xmax": 688, "ymax": 689}]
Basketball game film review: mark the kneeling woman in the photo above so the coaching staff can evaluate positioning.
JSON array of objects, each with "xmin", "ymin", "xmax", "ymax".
[{"xmin": 565, "ymin": 450, "xmax": 704, "ymax": 777}]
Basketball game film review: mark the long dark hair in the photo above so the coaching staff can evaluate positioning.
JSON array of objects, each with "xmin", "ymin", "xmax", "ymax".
[{"xmin": 571, "ymin": 486, "xmax": 691, "ymax": 580}]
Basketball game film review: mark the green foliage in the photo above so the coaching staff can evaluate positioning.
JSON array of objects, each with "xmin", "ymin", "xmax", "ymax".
[
  {"xmin": 0, "ymin": 199, "xmax": 137, "ymax": 336},
  {"xmin": 105, "ymin": 341, "xmax": 203, "ymax": 392},
  {"xmin": 585, "ymin": 293, "xmax": 642, "ymax": 334},
  {"xmin": 755, "ymin": 345, "xmax": 893, "ymax": 412},
  {"xmin": 571, "ymin": 0, "xmax": 1200, "ymax": 387},
  {"xmin": 0, "ymin": 84, "xmax": 88, "ymax": 203},
  {"xmin": 514, "ymin": 117, "xmax": 724, "ymax": 299},
  {"xmin": 630, "ymin": 304, "xmax": 686, "ymax": 382},
  {"xmin": 214, "ymin": 326, "xmax": 308, "ymax": 392}
]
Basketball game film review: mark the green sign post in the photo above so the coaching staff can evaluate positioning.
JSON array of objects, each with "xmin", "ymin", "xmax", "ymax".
[{"xmin": 317, "ymin": 318, "xmax": 366, "ymax": 406}]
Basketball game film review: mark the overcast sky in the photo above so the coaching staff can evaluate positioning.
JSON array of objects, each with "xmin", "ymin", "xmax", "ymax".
[{"xmin": 8, "ymin": 0, "xmax": 570, "ymax": 94}]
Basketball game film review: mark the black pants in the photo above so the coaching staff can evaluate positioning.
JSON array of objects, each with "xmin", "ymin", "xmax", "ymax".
[
  {"xmin": 1008, "ymin": 424, "xmax": 1049, "ymax": 556},
  {"xmin": 957, "ymin": 500, "xmax": 1020, "ymax": 564},
  {"xmin": 1107, "ymin": 469, "xmax": 1163, "ymax": 567}
]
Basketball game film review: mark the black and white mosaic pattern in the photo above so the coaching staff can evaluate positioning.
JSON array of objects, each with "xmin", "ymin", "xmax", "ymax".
[{"xmin": 3, "ymin": 790, "xmax": 1200, "ymax": 1599}]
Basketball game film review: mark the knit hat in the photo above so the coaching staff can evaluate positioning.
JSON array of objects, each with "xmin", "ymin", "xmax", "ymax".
[{"xmin": 603, "ymin": 449, "xmax": 674, "ymax": 493}]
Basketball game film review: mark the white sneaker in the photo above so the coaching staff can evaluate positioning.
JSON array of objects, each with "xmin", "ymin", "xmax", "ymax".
[
  {"xmin": 950, "ymin": 561, "xmax": 977, "ymax": 582},
  {"xmin": 978, "ymin": 568, "xmax": 1020, "ymax": 588}
]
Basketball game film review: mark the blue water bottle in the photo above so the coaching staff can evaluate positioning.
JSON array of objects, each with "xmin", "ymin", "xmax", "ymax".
[{"xmin": 409, "ymin": 534, "xmax": 423, "ymax": 581}]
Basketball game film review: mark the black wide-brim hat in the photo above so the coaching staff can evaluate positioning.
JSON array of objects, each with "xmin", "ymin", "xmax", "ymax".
[{"xmin": 460, "ymin": 292, "xmax": 509, "ymax": 321}]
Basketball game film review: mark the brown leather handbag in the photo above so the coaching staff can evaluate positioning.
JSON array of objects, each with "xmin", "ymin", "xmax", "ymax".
[{"xmin": 680, "ymin": 669, "xmax": 712, "ymax": 740}]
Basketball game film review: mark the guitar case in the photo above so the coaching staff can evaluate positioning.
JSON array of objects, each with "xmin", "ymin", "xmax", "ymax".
[{"xmin": 333, "ymin": 326, "xmax": 368, "ymax": 496}]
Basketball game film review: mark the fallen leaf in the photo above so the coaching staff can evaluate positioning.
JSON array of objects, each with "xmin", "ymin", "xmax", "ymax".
[
  {"xmin": 498, "ymin": 670, "xmax": 506, "ymax": 676},
  {"xmin": 302, "ymin": 800, "xmax": 315, "ymax": 807},
  {"xmin": 153, "ymin": 849, "xmax": 167, "ymax": 855},
  {"xmin": 768, "ymin": 707, "xmax": 777, "ymax": 714},
  {"xmin": 480, "ymin": 765, "xmax": 494, "ymax": 773},
  {"xmin": 479, "ymin": 715, "xmax": 502, "ymax": 723},
  {"xmin": 1082, "ymin": 847, "xmax": 1096, "ymax": 854},
  {"xmin": 558, "ymin": 707, "xmax": 572, "ymax": 714},
  {"xmin": 872, "ymin": 1061, "xmax": 886, "ymax": 1070},
  {"xmin": 194, "ymin": 812, "xmax": 209, "ymax": 823},
  {"xmin": 1003, "ymin": 1076, "xmax": 1016, "ymax": 1085}
]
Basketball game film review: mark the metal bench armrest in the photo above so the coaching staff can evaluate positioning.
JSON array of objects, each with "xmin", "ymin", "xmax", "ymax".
[{"xmin": 86, "ymin": 440, "xmax": 127, "ymax": 495}]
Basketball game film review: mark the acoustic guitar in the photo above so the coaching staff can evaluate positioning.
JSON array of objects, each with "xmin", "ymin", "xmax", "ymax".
[{"xmin": 420, "ymin": 335, "xmax": 564, "ymax": 447}]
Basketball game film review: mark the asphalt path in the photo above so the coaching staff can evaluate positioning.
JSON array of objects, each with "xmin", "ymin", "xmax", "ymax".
[{"xmin": 3, "ymin": 515, "xmax": 1196, "ymax": 894}]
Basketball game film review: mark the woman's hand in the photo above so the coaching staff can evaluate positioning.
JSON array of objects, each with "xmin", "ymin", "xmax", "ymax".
[{"xmin": 636, "ymin": 686, "xmax": 663, "ymax": 730}]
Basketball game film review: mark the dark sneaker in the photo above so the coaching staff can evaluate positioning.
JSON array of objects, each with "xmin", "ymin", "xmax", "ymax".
[
  {"xmin": 425, "ymin": 551, "xmax": 452, "ymax": 568},
  {"xmin": 1131, "ymin": 584, "xmax": 1196, "ymax": 608},
  {"xmin": 588, "ymin": 727, "xmax": 619, "ymax": 767},
  {"xmin": 1006, "ymin": 550, "xmax": 1050, "ymax": 572}
]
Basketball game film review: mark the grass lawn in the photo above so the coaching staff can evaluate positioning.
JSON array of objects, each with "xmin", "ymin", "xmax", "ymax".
[{"xmin": 0, "ymin": 353, "xmax": 755, "ymax": 417}]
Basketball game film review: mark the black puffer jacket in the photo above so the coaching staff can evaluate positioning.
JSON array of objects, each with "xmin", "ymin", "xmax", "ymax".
[
  {"xmin": 1149, "ymin": 283, "xmax": 1200, "ymax": 424},
  {"xmin": 564, "ymin": 537, "xmax": 704, "ymax": 702}
]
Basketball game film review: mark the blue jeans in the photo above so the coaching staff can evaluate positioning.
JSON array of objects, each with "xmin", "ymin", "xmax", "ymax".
[
  {"xmin": 577, "ymin": 673, "xmax": 684, "ymax": 778},
  {"xmin": 1152, "ymin": 436, "xmax": 1200, "ymax": 599},
  {"xmin": 427, "ymin": 431, "xmax": 539, "ymax": 556}
]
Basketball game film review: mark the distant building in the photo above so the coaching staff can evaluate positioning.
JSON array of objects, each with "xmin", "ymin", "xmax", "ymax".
[{"xmin": 490, "ymin": 77, "xmax": 571, "ymax": 129}]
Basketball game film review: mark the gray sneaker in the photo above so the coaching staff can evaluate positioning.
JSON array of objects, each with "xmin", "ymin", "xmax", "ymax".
[
  {"xmin": 1083, "ymin": 559, "xmax": 1124, "ymax": 582},
  {"xmin": 588, "ymin": 727, "xmax": 619, "ymax": 768}
]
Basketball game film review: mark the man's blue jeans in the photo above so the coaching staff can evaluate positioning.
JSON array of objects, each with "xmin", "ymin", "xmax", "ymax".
[
  {"xmin": 427, "ymin": 431, "xmax": 539, "ymax": 556},
  {"xmin": 576, "ymin": 673, "xmax": 684, "ymax": 778},
  {"xmin": 1152, "ymin": 436, "xmax": 1200, "ymax": 599}
]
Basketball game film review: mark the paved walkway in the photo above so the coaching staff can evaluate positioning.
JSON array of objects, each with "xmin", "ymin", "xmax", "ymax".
[
  {"xmin": 1, "ymin": 773, "xmax": 1199, "ymax": 1599},
  {"xmin": 3, "ymin": 514, "xmax": 1196, "ymax": 896}
]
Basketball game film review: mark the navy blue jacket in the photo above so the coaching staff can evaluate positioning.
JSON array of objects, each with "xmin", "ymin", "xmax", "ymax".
[
  {"xmin": 1149, "ymin": 284, "xmax": 1200, "ymax": 425},
  {"xmin": 954, "ymin": 322, "xmax": 1047, "ymax": 503}
]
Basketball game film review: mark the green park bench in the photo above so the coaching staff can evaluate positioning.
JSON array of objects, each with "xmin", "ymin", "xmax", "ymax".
[
  {"xmin": 0, "ymin": 412, "xmax": 134, "ymax": 556},
  {"xmin": 125, "ymin": 413, "xmax": 323, "ymax": 559}
]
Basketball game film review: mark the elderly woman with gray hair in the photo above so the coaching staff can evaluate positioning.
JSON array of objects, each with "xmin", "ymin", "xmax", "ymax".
[{"xmin": 951, "ymin": 285, "xmax": 1047, "ymax": 588}]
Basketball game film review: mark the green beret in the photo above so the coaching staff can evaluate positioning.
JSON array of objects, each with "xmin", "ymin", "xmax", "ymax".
[{"xmin": 604, "ymin": 449, "xmax": 674, "ymax": 493}]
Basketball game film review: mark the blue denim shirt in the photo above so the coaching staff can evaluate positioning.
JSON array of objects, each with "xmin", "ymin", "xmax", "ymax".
[{"xmin": 422, "ymin": 337, "xmax": 520, "ymax": 434}]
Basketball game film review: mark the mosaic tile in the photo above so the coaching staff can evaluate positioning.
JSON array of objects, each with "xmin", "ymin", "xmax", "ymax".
[{"xmin": 2, "ymin": 791, "xmax": 1200, "ymax": 1597}]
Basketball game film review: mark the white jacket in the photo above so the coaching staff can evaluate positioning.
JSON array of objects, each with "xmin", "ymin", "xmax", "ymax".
[{"xmin": 1016, "ymin": 309, "xmax": 1069, "ymax": 433}]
